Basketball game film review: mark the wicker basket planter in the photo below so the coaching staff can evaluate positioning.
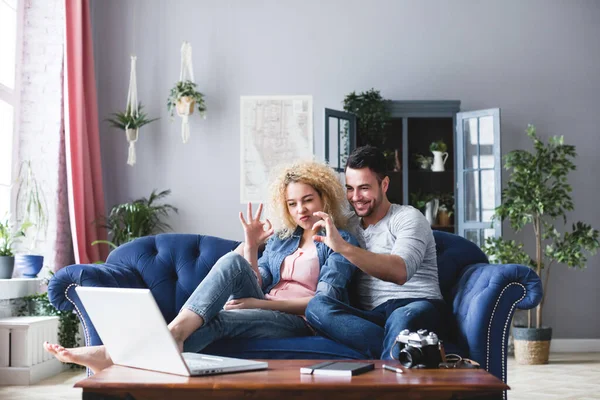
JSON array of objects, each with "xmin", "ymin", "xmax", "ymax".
[{"xmin": 513, "ymin": 326, "xmax": 552, "ymax": 365}]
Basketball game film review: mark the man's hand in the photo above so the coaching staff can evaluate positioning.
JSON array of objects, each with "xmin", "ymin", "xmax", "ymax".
[
  {"xmin": 224, "ymin": 298, "xmax": 265, "ymax": 310},
  {"xmin": 311, "ymin": 211, "xmax": 347, "ymax": 253},
  {"xmin": 239, "ymin": 203, "xmax": 274, "ymax": 249}
]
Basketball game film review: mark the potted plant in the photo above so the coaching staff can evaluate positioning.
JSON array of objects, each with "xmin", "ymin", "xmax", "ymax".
[
  {"xmin": 14, "ymin": 161, "xmax": 48, "ymax": 278},
  {"xmin": 0, "ymin": 216, "xmax": 31, "ymax": 279},
  {"xmin": 413, "ymin": 154, "xmax": 433, "ymax": 170},
  {"xmin": 429, "ymin": 140, "xmax": 449, "ymax": 172},
  {"xmin": 483, "ymin": 125, "xmax": 599, "ymax": 365},
  {"xmin": 437, "ymin": 192, "xmax": 454, "ymax": 227},
  {"xmin": 106, "ymin": 103, "xmax": 159, "ymax": 142},
  {"xmin": 167, "ymin": 80, "xmax": 207, "ymax": 119},
  {"xmin": 93, "ymin": 189, "xmax": 178, "ymax": 254},
  {"xmin": 343, "ymin": 88, "xmax": 390, "ymax": 149}
]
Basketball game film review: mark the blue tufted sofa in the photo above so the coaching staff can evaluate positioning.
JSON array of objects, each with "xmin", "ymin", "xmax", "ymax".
[{"xmin": 49, "ymin": 231, "xmax": 541, "ymax": 396}]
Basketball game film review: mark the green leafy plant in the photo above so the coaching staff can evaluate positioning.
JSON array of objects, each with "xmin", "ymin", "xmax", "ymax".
[
  {"xmin": 15, "ymin": 161, "xmax": 48, "ymax": 251},
  {"xmin": 167, "ymin": 80, "xmax": 207, "ymax": 118},
  {"xmin": 18, "ymin": 273, "xmax": 82, "ymax": 368},
  {"xmin": 483, "ymin": 125, "xmax": 599, "ymax": 329},
  {"xmin": 413, "ymin": 154, "xmax": 433, "ymax": 169},
  {"xmin": 409, "ymin": 190, "xmax": 434, "ymax": 213},
  {"xmin": 429, "ymin": 140, "xmax": 447, "ymax": 153},
  {"xmin": 106, "ymin": 103, "xmax": 159, "ymax": 131},
  {"xmin": 95, "ymin": 189, "xmax": 178, "ymax": 248},
  {"xmin": 343, "ymin": 88, "xmax": 390, "ymax": 148},
  {"xmin": 0, "ymin": 216, "xmax": 31, "ymax": 257},
  {"xmin": 437, "ymin": 192, "xmax": 455, "ymax": 218}
]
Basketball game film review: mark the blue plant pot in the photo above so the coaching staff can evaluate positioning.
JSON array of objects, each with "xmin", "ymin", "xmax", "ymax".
[{"xmin": 15, "ymin": 255, "xmax": 44, "ymax": 278}]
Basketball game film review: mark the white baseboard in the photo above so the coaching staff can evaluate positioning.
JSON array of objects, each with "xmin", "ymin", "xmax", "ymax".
[
  {"xmin": 0, "ymin": 358, "xmax": 63, "ymax": 385},
  {"xmin": 550, "ymin": 339, "xmax": 600, "ymax": 353}
]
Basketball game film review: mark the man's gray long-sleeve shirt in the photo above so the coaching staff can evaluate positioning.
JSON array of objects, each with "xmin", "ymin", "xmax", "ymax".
[{"xmin": 350, "ymin": 204, "xmax": 443, "ymax": 310}]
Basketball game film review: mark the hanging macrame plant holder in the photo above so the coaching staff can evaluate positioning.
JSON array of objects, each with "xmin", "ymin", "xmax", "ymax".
[
  {"xmin": 125, "ymin": 55, "xmax": 139, "ymax": 166},
  {"xmin": 178, "ymin": 41, "xmax": 195, "ymax": 144}
]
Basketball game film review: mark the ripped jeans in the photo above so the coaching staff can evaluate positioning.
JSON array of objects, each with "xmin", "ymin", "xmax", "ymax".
[
  {"xmin": 180, "ymin": 252, "xmax": 313, "ymax": 353},
  {"xmin": 305, "ymin": 295, "xmax": 446, "ymax": 359}
]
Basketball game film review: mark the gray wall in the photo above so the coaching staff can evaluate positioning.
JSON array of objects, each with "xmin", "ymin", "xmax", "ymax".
[{"xmin": 90, "ymin": 0, "xmax": 600, "ymax": 339}]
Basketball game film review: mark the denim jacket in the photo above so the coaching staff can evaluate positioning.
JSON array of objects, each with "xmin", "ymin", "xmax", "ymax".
[{"xmin": 257, "ymin": 226, "xmax": 358, "ymax": 302}]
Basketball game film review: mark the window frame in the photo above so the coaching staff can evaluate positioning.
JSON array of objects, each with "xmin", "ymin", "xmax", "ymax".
[{"xmin": 0, "ymin": 0, "xmax": 25, "ymax": 219}]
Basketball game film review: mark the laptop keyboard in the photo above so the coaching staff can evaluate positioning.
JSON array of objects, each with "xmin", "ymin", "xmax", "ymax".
[{"xmin": 186, "ymin": 360, "xmax": 218, "ymax": 369}]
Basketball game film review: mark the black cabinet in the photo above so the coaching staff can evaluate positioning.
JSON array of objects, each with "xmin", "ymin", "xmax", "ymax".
[{"xmin": 324, "ymin": 101, "xmax": 502, "ymax": 244}]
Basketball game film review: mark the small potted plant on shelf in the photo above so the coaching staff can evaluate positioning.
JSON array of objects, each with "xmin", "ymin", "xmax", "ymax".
[
  {"xmin": 437, "ymin": 192, "xmax": 454, "ymax": 227},
  {"xmin": 0, "ymin": 216, "xmax": 31, "ymax": 279},
  {"xmin": 167, "ymin": 80, "xmax": 207, "ymax": 119},
  {"xmin": 413, "ymin": 154, "xmax": 433, "ymax": 170},
  {"xmin": 429, "ymin": 140, "xmax": 449, "ymax": 172}
]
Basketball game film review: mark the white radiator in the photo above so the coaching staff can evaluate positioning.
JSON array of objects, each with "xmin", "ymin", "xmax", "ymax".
[{"xmin": 0, "ymin": 316, "xmax": 64, "ymax": 385}]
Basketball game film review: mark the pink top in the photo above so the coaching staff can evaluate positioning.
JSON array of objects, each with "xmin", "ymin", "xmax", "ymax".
[{"xmin": 265, "ymin": 246, "xmax": 320, "ymax": 301}]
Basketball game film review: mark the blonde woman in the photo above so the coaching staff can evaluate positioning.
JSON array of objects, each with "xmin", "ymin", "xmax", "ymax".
[{"xmin": 44, "ymin": 161, "xmax": 358, "ymax": 373}]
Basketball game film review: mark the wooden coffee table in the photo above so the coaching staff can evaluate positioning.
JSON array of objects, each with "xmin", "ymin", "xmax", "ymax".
[{"xmin": 75, "ymin": 360, "xmax": 509, "ymax": 400}]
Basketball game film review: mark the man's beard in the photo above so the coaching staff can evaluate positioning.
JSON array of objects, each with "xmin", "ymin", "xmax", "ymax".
[{"xmin": 352, "ymin": 191, "xmax": 382, "ymax": 218}]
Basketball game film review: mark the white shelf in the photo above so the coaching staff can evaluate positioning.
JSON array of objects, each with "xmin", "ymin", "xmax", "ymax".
[{"xmin": 0, "ymin": 278, "xmax": 43, "ymax": 300}]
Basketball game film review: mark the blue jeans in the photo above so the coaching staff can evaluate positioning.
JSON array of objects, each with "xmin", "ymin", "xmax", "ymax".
[
  {"xmin": 181, "ymin": 252, "xmax": 312, "ymax": 352},
  {"xmin": 305, "ymin": 294, "xmax": 446, "ymax": 359}
]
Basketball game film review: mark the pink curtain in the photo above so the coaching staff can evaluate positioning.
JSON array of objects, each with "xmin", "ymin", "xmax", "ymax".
[{"xmin": 64, "ymin": 0, "xmax": 108, "ymax": 264}]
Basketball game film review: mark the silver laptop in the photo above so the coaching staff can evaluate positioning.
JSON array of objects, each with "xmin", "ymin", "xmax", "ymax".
[{"xmin": 75, "ymin": 286, "xmax": 268, "ymax": 376}]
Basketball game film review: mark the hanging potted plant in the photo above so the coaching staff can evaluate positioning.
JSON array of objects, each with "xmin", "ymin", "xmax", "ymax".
[
  {"xmin": 106, "ymin": 103, "xmax": 158, "ymax": 166},
  {"xmin": 167, "ymin": 80, "xmax": 207, "ymax": 119},
  {"xmin": 483, "ymin": 125, "xmax": 599, "ymax": 365}
]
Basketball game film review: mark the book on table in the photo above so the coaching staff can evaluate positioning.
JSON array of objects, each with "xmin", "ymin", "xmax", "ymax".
[{"xmin": 300, "ymin": 361, "xmax": 375, "ymax": 376}]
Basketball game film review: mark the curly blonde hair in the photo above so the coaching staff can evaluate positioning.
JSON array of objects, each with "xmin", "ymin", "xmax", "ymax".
[{"xmin": 268, "ymin": 161, "xmax": 349, "ymax": 239}]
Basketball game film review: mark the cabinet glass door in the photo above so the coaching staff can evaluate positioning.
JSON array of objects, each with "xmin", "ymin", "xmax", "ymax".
[
  {"xmin": 456, "ymin": 108, "xmax": 502, "ymax": 246},
  {"xmin": 324, "ymin": 108, "xmax": 356, "ymax": 172}
]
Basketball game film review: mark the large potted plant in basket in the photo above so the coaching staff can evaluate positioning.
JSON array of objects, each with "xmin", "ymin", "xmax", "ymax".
[{"xmin": 483, "ymin": 125, "xmax": 599, "ymax": 365}]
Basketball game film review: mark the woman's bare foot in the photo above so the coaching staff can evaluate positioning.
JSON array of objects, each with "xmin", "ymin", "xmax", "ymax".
[{"xmin": 44, "ymin": 342, "xmax": 113, "ymax": 374}]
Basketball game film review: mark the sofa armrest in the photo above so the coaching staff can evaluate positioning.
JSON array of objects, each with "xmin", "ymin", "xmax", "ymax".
[
  {"xmin": 48, "ymin": 263, "xmax": 147, "ymax": 347},
  {"xmin": 451, "ymin": 262, "xmax": 542, "ymax": 384}
]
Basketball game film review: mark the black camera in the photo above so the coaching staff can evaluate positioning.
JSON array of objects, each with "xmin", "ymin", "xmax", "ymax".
[{"xmin": 392, "ymin": 329, "xmax": 445, "ymax": 369}]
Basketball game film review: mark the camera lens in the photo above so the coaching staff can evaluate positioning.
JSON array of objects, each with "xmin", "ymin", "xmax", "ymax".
[{"xmin": 398, "ymin": 346, "xmax": 423, "ymax": 368}]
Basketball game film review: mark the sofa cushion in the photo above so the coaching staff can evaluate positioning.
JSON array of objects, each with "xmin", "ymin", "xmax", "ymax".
[
  {"xmin": 105, "ymin": 234, "xmax": 240, "ymax": 322},
  {"xmin": 203, "ymin": 336, "xmax": 467, "ymax": 360}
]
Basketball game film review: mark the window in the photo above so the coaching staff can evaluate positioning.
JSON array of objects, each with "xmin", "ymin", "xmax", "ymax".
[{"xmin": 0, "ymin": 0, "xmax": 22, "ymax": 217}]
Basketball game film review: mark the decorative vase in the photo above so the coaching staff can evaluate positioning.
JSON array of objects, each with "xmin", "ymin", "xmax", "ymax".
[
  {"xmin": 424, "ymin": 199, "xmax": 439, "ymax": 225},
  {"xmin": 176, "ymin": 96, "xmax": 196, "ymax": 117},
  {"xmin": 437, "ymin": 210, "xmax": 451, "ymax": 227},
  {"xmin": 0, "ymin": 256, "xmax": 15, "ymax": 279},
  {"xmin": 431, "ymin": 151, "xmax": 449, "ymax": 172},
  {"xmin": 513, "ymin": 326, "xmax": 552, "ymax": 365},
  {"xmin": 15, "ymin": 254, "xmax": 44, "ymax": 278}
]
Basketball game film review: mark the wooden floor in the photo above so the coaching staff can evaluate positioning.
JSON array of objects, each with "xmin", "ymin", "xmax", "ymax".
[{"xmin": 1, "ymin": 353, "xmax": 599, "ymax": 400}]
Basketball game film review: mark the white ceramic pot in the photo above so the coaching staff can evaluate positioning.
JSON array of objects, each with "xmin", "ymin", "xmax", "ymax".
[{"xmin": 431, "ymin": 151, "xmax": 449, "ymax": 172}]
